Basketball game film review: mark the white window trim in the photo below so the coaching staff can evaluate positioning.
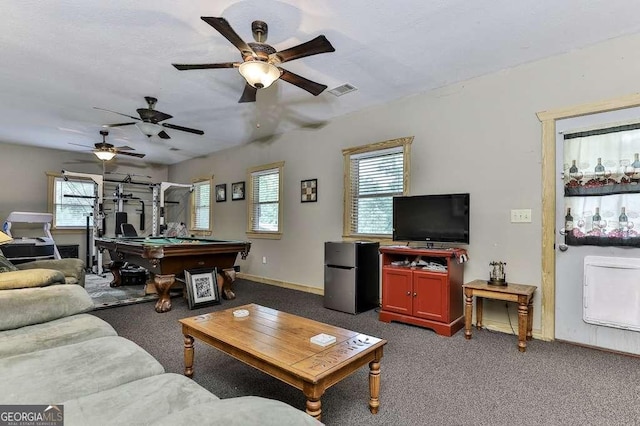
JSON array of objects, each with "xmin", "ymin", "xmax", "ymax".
[
  {"xmin": 342, "ymin": 136, "xmax": 413, "ymax": 240},
  {"xmin": 246, "ymin": 161, "xmax": 284, "ymax": 240}
]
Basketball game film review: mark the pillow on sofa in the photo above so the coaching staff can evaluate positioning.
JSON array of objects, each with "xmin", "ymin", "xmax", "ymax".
[
  {"xmin": 0, "ymin": 253, "xmax": 17, "ymax": 273},
  {"xmin": 0, "ymin": 269, "xmax": 66, "ymax": 290},
  {"xmin": 0, "ymin": 284, "xmax": 94, "ymax": 331}
]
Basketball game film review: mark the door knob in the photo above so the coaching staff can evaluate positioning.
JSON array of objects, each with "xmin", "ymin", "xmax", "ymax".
[
  {"xmin": 558, "ymin": 244, "xmax": 568, "ymax": 252},
  {"xmin": 406, "ymin": 291, "xmax": 411, "ymax": 296},
  {"xmin": 413, "ymin": 292, "xmax": 417, "ymax": 297}
]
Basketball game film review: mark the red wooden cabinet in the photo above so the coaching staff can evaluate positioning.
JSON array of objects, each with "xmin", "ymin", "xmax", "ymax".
[{"xmin": 379, "ymin": 247, "xmax": 465, "ymax": 337}]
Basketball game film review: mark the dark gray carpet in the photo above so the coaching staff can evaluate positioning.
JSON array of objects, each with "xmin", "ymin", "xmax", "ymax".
[{"xmin": 93, "ymin": 279, "xmax": 640, "ymax": 425}]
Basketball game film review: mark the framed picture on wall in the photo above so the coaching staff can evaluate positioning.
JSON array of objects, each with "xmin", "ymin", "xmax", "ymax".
[
  {"xmin": 184, "ymin": 268, "xmax": 220, "ymax": 309},
  {"xmin": 215, "ymin": 184, "xmax": 226, "ymax": 202},
  {"xmin": 232, "ymin": 181, "xmax": 245, "ymax": 200},
  {"xmin": 301, "ymin": 179, "xmax": 318, "ymax": 203}
]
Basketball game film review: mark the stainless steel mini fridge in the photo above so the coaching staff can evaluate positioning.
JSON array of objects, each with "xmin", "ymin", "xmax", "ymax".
[{"xmin": 324, "ymin": 241, "xmax": 379, "ymax": 314}]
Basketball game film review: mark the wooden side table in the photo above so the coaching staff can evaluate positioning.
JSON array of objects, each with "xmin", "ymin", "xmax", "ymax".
[{"xmin": 462, "ymin": 279, "xmax": 536, "ymax": 352}]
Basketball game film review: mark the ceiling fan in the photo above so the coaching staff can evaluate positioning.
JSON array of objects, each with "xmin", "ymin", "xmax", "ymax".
[
  {"xmin": 94, "ymin": 96, "xmax": 205, "ymax": 139},
  {"xmin": 69, "ymin": 130, "xmax": 145, "ymax": 161},
  {"xmin": 172, "ymin": 17, "xmax": 335, "ymax": 103}
]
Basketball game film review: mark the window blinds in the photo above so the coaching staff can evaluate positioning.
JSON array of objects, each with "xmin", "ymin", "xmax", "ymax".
[
  {"xmin": 251, "ymin": 168, "xmax": 279, "ymax": 232},
  {"xmin": 193, "ymin": 181, "xmax": 210, "ymax": 230},
  {"xmin": 54, "ymin": 177, "xmax": 94, "ymax": 227},
  {"xmin": 349, "ymin": 147, "xmax": 404, "ymax": 234}
]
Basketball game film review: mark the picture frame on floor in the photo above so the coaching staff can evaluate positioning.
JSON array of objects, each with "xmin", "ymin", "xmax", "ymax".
[{"xmin": 184, "ymin": 268, "xmax": 220, "ymax": 309}]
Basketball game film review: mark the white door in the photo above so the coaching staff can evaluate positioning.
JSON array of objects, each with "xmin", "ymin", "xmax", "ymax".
[{"xmin": 555, "ymin": 108, "xmax": 640, "ymax": 355}]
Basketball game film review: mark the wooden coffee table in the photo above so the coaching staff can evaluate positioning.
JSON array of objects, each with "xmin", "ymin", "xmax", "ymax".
[{"xmin": 179, "ymin": 303, "xmax": 387, "ymax": 420}]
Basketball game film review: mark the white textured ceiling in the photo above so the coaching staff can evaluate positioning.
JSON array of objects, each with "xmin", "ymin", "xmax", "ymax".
[{"xmin": 3, "ymin": 0, "xmax": 640, "ymax": 165}]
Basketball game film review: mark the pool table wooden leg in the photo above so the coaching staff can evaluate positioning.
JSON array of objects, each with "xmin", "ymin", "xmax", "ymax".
[
  {"xmin": 153, "ymin": 274, "xmax": 175, "ymax": 313},
  {"xmin": 108, "ymin": 261, "xmax": 124, "ymax": 288},
  {"xmin": 219, "ymin": 270, "xmax": 236, "ymax": 300}
]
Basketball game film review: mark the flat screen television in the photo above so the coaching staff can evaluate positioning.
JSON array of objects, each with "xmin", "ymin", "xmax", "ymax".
[{"xmin": 392, "ymin": 193, "xmax": 470, "ymax": 244}]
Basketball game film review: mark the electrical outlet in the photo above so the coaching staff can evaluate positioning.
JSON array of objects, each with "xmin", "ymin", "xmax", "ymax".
[
  {"xmin": 510, "ymin": 209, "xmax": 532, "ymax": 223},
  {"xmin": 262, "ymin": 256, "xmax": 267, "ymax": 264}
]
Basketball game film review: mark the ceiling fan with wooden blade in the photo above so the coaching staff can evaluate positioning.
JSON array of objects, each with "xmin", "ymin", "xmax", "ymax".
[
  {"xmin": 94, "ymin": 96, "xmax": 204, "ymax": 139},
  {"xmin": 69, "ymin": 130, "xmax": 146, "ymax": 159},
  {"xmin": 172, "ymin": 17, "xmax": 335, "ymax": 103}
]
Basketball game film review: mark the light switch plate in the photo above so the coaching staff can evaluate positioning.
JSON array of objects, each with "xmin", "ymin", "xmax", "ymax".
[{"xmin": 511, "ymin": 209, "xmax": 532, "ymax": 223}]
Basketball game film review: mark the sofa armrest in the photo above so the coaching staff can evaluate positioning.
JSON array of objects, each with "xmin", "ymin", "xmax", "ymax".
[
  {"xmin": 17, "ymin": 259, "xmax": 86, "ymax": 287},
  {"xmin": 0, "ymin": 284, "xmax": 94, "ymax": 331},
  {"xmin": 0, "ymin": 269, "xmax": 66, "ymax": 290}
]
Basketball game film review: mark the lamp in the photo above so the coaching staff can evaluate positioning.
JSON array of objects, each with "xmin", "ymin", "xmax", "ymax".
[
  {"xmin": 135, "ymin": 122, "xmax": 163, "ymax": 137},
  {"xmin": 94, "ymin": 150, "xmax": 116, "ymax": 161},
  {"xmin": 238, "ymin": 61, "xmax": 281, "ymax": 89},
  {"xmin": 0, "ymin": 230, "xmax": 13, "ymax": 245}
]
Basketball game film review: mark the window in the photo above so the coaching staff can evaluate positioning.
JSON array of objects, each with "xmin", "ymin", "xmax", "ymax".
[
  {"xmin": 191, "ymin": 179, "xmax": 211, "ymax": 231},
  {"xmin": 49, "ymin": 175, "xmax": 95, "ymax": 229},
  {"xmin": 343, "ymin": 137, "xmax": 412, "ymax": 238},
  {"xmin": 247, "ymin": 162, "xmax": 284, "ymax": 239}
]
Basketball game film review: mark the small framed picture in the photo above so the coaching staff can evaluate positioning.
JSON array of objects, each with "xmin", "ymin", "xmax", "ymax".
[
  {"xmin": 184, "ymin": 268, "xmax": 221, "ymax": 309},
  {"xmin": 215, "ymin": 184, "xmax": 227, "ymax": 202},
  {"xmin": 301, "ymin": 179, "xmax": 318, "ymax": 203},
  {"xmin": 232, "ymin": 181, "xmax": 245, "ymax": 201}
]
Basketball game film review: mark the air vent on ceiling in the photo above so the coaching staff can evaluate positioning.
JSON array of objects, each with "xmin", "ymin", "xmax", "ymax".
[
  {"xmin": 169, "ymin": 147, "xmax": 180, "ymax": 151},
  {"xmin": 328, "ymin": 83, "xmax": 357, "ymax": 97}
]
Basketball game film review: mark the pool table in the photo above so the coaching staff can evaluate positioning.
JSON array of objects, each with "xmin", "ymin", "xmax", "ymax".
[{"xmin": 95, "ymin": 237, "xmax": 251, "ymax": 313}]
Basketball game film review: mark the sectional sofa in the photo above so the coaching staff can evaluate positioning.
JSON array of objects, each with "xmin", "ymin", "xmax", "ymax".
[{"xmin": 0, "ymin": 279, "xmax": 321, "ymax": 425}]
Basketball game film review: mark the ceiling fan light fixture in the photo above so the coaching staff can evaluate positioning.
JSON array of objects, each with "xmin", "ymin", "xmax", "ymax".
[
  {"xmin": 136, "ymin": 122, "xmax": 163, "ymax": 137},
  {"xmin": 239, "ymin": 61, "xmax": 281, "ymax": 89},
  {"xmin": 94, "ymin": 150, "xmax": 116, "ymax": 161}
]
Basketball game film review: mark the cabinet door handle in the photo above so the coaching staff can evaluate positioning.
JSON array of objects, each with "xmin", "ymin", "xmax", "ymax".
[
  {"xmin": 406, "ymin": 291, "xmax": 411, "ymax": 296},
  {"xmin": 413, "ymin": 292, "xmax": 417, "ymax": 297}
]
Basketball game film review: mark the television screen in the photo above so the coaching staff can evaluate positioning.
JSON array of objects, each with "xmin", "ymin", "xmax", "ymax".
[{"xmin": 392, "ymin": 193, "xmax": 470, "ymax": 244}]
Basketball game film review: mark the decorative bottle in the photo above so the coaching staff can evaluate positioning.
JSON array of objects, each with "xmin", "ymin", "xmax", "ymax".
[
  {"xmin": 632, "ymin": 153, "xmax": 640, "ymax": 181},
  {"xmin": 569, "ymin": 160, "xmax": 578, "ymax": 174},
  {"xmin": 619, "ymin": 207, "xmax": 628, "ymax": 228},
  {"xmin": 594, "ymin": 158, "xmax": 605, "ymax": 173},
  {"xmin": 592, "ymin": 207, "xmax": 601, "ymax": 231},
  {"xmin": 565, "ymin": 208, "xmax": 574, "ymax": 232}
]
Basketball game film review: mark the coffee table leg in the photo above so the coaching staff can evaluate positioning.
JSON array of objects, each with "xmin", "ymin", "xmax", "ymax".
[
  {"xmin": 303, "ymin": 383, "xmax": 323, "ymax": 420},
  {"xmin": 184, "ymin": 334, "xmax": 194, "ymax": 377},
  {"xmin": 369, "ymin": 358, "xmax": 381, "ymax": 414}
]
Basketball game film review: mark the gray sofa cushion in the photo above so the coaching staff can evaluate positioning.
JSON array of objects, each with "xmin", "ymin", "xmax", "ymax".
[
  {"xmin": 0, "ymin": 314, "xmax": 117, "ymax": 359},
  {"xmin": 0, "ymin": 335, "xmax": 164, "ymax": 404},
  {"xmin": 63, "ymin": 373, "xmax": 220, "ymax": 425},
  {"xmin": 154, "ymin": 396, "xmax": 323, "ymax": 426},
  {"xmin": 0, "ymin": 284, "xmax": 94, "ymax": 331},
  {"xmin": 0, "ymin": 253, "xmax": 17, "ymax": 272}
]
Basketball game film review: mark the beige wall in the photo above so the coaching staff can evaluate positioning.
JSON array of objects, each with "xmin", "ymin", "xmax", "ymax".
[
  {"xmin": 168, "ymin": 32, "xmax": 640, "ymax": 332},
  {"xmin": 0, "ymin": 142, "xmax": 168, "ymax": 260}
]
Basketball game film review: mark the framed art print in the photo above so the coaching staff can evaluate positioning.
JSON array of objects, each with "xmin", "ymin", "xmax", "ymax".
[
  {"xmin": 215, "ymin": 184, "xmax": 226, "ymax": 202},
  {"xmin": 184, "ymin": 268, "xmax": 220, "ymax": 309},
  {"xmin": 301, "ymin": 179, "xmax": 317, "ymax": 203},
  {"xmin": 232, "ymin": 181, "xmax": 245, "ymax": 200}
]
